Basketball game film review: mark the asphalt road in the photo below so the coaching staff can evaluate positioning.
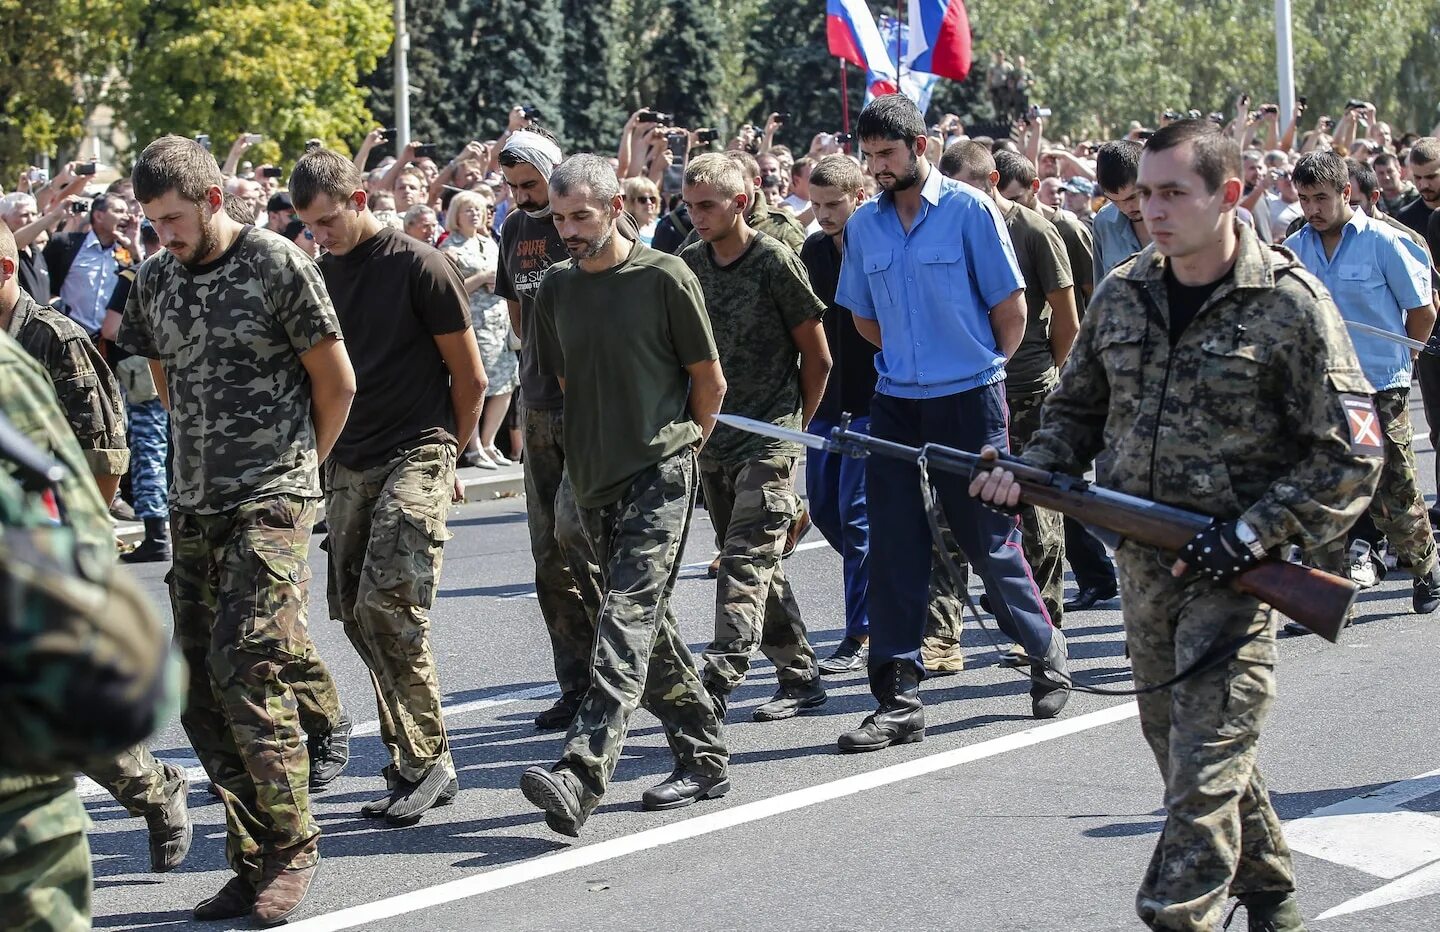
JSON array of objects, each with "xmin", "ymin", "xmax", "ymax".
[{"xmin": 85, "ymin": 396, "xmax": 1440, "ymax": 932}]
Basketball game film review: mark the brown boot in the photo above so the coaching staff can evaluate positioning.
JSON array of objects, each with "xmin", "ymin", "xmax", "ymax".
[
  {"xmin": 252, "ymin": 850, "xmax": 319, "ymax": 927},
  {"xmin": 193, "ymin": 875, "xmax": 255, "ymax": 921}
]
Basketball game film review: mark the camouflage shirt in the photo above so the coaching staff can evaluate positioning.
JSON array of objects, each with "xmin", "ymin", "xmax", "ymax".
[
  {"xmin": 6, "ymin": 290, "xmax": 130, "ymax": 477},
  {"xmin": 117, "ymin": 227, "xmax": 343, "ymax": 514},
  {"xmin": 1022, "ymin": 223, "xmax": 1382, "ymax": 553},
  {"xmin": 682, "ymin": 231, "xmax": 826, "ymax": 464}
]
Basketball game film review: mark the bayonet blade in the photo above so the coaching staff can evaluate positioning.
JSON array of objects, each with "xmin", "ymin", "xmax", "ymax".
[
  {"xmin": 1346, "ymin": 320, "xmax": 1434, "ymax": 355},
  {"xmin": 713, "ymin": 414, "xmax": 827, "ymax": 451}
]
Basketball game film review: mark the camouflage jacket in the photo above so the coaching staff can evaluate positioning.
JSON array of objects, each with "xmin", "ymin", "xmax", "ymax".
[
  {"xmin": 7, "ymin": 290, "xmax": 130, "ymax": 477},
  {"xmin": 1023, "ymin": 223, "xmax": 1382, "ymax": 553}
]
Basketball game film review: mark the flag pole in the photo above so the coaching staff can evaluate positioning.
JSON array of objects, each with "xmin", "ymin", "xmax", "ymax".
[
  {"xmin": 841, "ymin": 58, "xmax": 851, "ymax": 144},
  {"xmin": 895, "ymin": 0, "xmax": 905, "ymax": 84}
]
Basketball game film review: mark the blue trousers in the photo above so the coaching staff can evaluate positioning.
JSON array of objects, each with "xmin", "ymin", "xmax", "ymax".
[
  {"xmin": 127, "ymin": 398, "xmax": 169, "ymax": 520},
  {"xmin": 806, "ymin": 417, "xmax": 870, "ymax": 640},
  {"xmin": 866, "ymin": 385, "xmax": 1056, "ymax": 690}
]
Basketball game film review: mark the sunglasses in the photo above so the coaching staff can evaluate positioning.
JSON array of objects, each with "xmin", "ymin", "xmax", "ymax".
[
  {"xmin": 630, "ymin": 195, "xmax": 659, "ymax": 204},
  {"xmin": 303, "ymin": 230, "xmax": 314, "ymax": 240}
]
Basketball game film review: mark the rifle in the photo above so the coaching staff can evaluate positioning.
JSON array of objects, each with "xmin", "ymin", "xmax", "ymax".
[
  {"xmin": 1345, "ymin": 320, "xmax": 1440, "ymax": 358},
  {"xmin": 715, "ymin": 414, "xmax": 1356, "ymax": 642}
]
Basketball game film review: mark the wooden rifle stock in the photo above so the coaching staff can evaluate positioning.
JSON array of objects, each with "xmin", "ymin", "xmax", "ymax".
[{"xmin": 827, "ymin": 428, "xmax": 1358, "ymax": 643}]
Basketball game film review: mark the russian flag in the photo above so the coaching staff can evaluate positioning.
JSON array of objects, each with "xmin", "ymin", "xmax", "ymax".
[
  {"xmin": 827, "ymin": 0, "xmax": 895, "ymax": 82},
  {"xmin": 906, "ymin": 0, "xmax": 972, "ymax": 81}
]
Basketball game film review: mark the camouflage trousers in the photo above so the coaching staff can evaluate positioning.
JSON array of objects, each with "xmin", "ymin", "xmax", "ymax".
[
  {"xmin": 81, "ymin": 744, "xmax": 183, "ymax": 820},
  {"xmin": 1312, "ymin": 387, "xmax": 1437, "ymax": 575},
  {"xmin": 0, "ymin": 779, "xmax": 90, "ymax": 932},
  {"xmin": 325, "ymin": 444, "xmax": 456, "ymax": 783},
  {"xmin": 126, "ymin": 398, "xmax": 168, "ymax": 521},
  {"xmin": 170, "ymin": 496, "xmax": 329, "ymax": 882},
  {"xmin": 699, "ymin": 453, "xmax": 818, "ymax": 693},
  {"xmin": 926, "ymin": 387, "xmax": 1067, "ymax": 639},
  {"xmin": 1115, "ymin": 544, "xmax": 1294, "ymax": 932},
  {"xmin": 523, "ymin": 407, "xmax": 602, "ymax": 697},
  {"xmin": 559, "ymin": 449, "xmax": 728, "ymax": 810}
]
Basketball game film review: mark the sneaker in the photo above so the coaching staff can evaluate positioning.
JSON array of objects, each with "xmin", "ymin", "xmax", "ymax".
[
  {"xmin": 307, "ymin": 710, "xmax": 353, "ymax": 791},
  {"xmin": 818, "ymin": 636, "xmax": 868, "ymax": 674},
  {"xmin": 361, "ymin": 765, "xmax": 458, "ymax": 819},
  {"xmin": 640, "ymin": 768, "xmax": 731, "ymax": 811},
  {"xmin": 384, "ymin": 762, "xmax": 457, "ymax": 825},
  {"xmin": 1346, "ymin": 540, "xmax": 1379, "ymax": 589},
  {"xmin": 752, "ymin": 679, "xmax": 827, "ymax": 721},
  {"xmin": 520, "ymin": 766, "xmax": 587, "ymax": 837},
  {"xmin": 999, "ymin": 645, "xmax": 1029, "ymax": 668},
  {"xmin": 921, "ymin": 635, "xmax": 965, "ymax": 674}
]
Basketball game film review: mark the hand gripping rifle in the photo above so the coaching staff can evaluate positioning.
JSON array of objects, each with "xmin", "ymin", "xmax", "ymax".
[{"xmin": 715, "ymin": 414, "xmax": 1356, "ymax": 643}]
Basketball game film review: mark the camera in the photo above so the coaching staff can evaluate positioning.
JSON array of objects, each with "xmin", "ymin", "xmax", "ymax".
[
  {"xmin": 696, "ymin": 128, "xmax": 719, "ymax": 144},
  {"xmin": 774, "ymin": 112, "xmax": 791, "ymax": 124},
  {"xmin": 836, "ymin": 132, "xmax": 854, "ymax": 145},
  {"xmin": 1261, "ymin": 104, "xmax": 1279, "ymax": 114},
  {"xmin": 74, "ymin": 162, "xmax": 96, "ymax": 176},
  {"xmin": 196, "ymin": 134, "xmax": 211, "ymax": 151},
  {"xmin": 1137, "ymin": 130, "xmax": 1155, "ymax": 141},
  {"xmin": 26, "ymin": 168, "xmax": 48, "ymax": 185},
  {"xmin": 262, "ymin": 166, "xmax": 283, "ymax": 178},
  {"xmin": 380, "ymin": 127, "xmax": 398, "ymax": 143},
  {"xmin": 1297, "ymin": 95, "xmax": 1308, "ymax": 108},
  {"xmin": 521, "ymin": 105, "xmax": 540, "ymax": 120},
  {"xmin": 71, "ymin": 200, "xmax": 90, "ymax": 214},
  {"xmin": 638, "ymin": 109, "xmax": 673, "ymax": 124},
  {"xmin": 1028, "ymin": 105, "xmax": 1052, "ymax": 120},
  {"xmin": 245, "ymin": 133, "xmax": 263, "ymax": 145},
  {"xmin": 1346, "ymin": 99, "xmax": 1368, "ymax": 111},
  {"xmin": 305, "ymin": 138, "xmax": 323, "ymax": 152},
  {"xmin": 1207, "ymin": 112, "xmax": 1225, "ymax": 125},
  {"xmin": 414, "ymin": 143, "xmax": 439, "ymax": 159},
  {"xmin": 1162, "ymin": 110, "xmax": 1181, "ymax": 121}
]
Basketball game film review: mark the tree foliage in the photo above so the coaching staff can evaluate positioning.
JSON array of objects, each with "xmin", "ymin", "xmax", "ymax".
[
  {"xmin": 120, "ymin": 0, "xmax": 391, "ymax": 165},
  {"xmin": 464, "ymin": 0, "xmax": 565, "ymax": 142},
  {"xmin": 559, "ymin": 0, "xmax": 625, "ymax": 152},
  {"xmin": 362, "ymin": 0, "xmax": 477, "ymax": 158}
]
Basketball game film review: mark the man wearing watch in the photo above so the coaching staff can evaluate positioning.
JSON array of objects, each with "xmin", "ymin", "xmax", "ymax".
[{"xmin": 972, "ymin": 121, "xmax": 1381, "ymax": 932}]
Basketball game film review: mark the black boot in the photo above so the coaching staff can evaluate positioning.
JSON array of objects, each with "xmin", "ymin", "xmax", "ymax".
[
  {"xmin": 1030, "ymin": 629, "xmax": 1072, "ymax": 719},
  {"xmin": 837, "ymin": 661, "xmax": 924, "ymax": 752},
  {"xmin": 122, "ymin": 517, "xmax": 171, "ymax": 563}
]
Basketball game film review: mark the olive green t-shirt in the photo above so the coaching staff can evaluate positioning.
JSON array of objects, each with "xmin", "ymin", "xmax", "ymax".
[
  {"xmin": 1002, "ymin": 201, "xmax": 1072, "ymax": 397},
  {"xmin": 534, "ymin": 242, "xmax": 717, "ymax": 508},
  {"xmin": 681, "ymin": 231, "xmax": 826, "ymax": 464}
]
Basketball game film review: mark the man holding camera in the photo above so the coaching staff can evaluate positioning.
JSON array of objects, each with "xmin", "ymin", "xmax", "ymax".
[{"xmin": 45, "ymin": 190, "xmax": 131, "ymax": 338}]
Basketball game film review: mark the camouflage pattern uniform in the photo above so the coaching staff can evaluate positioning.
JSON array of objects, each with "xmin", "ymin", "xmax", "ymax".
[
  {"xmin": 561, "ymin": 450, "xmax": 729, "ymax": 811},
  {"xmin": 1020, "ymin": 225, "xmax": 1382, "ymax": 931},
  {"xmin": 523, "ymin": 407, "xmax": 603, "ymax": 697},
  {"xmin": 0, "ymin": 334, "xmax": 175, "ymax": 932},
  {"xmin": 324, "ymin": 444, "xmax": 456, "ymax": 783},
  {"xmin": 5, "ymin": 290, "xmax": 184, "ymax": 838},
  {"xmin": 116, "ymin": 228, "xmax": 345, "ymax": 885},
  {"xmin": 681, "ymin": 232, "xmax": 825, "ymax": 696}
]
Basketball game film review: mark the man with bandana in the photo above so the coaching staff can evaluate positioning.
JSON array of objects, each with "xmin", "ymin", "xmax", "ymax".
[{"xmin": 495, "ymin": 129, "xmax": 605, "ymax": 731}]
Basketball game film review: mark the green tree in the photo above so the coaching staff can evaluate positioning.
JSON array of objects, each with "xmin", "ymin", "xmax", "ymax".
[
  {"xmin": 0, "ymin": 0, "xmax": 140, "ymax": 183},
  {"xmin": 744, "ymin": 0, "xmax": 863, "ymax": 150},
  {"xmin": 120, "ymin": 0, "xmax": 391, "ymax": 164},
  {"xmin": 362, "ymin": 0, "xmax": 478, "ymax": 160},
  {"xmin": 559, "ymin": 0, "xmax": 624, "ymax": 152},
  {"xmin": 648, "ymin": 1, "xmax": 725, "ymax": 128},
  {"xmin": 464, "ymin": 0, "xmax": 565, "ymax": 141}
]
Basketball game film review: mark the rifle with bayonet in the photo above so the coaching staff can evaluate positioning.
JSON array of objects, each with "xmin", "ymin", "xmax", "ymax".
[
  {"xmin": 1346, "ymin": 319, "xmax": 1440, "ymax": 357},
  {"xmin": 715, "ymin": 414, "xmax": 1356, "ymax": 643}
]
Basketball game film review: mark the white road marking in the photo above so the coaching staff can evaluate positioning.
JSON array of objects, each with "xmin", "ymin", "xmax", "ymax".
[
  {"xmin": 282, "ymin": 701, "xmax": 1141, "ymax": 931},
  {"xmin": 1282, "ymin": 767, "xmax": 1440, "ymax": 920},
  {"xmin": 76, "ymin": 683, "xmax": 562, "ymax": 802}
]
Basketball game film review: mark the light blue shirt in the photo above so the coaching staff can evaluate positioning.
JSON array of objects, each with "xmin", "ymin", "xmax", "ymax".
[
  {"xmin": 1091, "ymin": 202, "xmax": 1142, "ymax": 289},
  {"xmin": 59, "ymin": 231, "xmax": 120, "ymax": 336},
  {"xmin": 1285, "ymin": 210, "xmax": 1431, "ymax": 392},
  {"xmin": 835, "ymin": 165, "xmax": 1023, "ymax": 399}
]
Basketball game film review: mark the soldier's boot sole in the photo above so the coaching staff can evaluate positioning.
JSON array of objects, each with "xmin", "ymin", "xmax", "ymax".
[{"xmin": 520, "ymin": 766, "xmax": 586, "ymax": 837}]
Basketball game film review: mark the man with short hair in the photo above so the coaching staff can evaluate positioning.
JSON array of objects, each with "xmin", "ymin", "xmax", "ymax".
[
  {"xmin": 394, "ymin": 167, "xmax": 428, "ymax": 213},
  {"xmin": 1038, "ymin": 176, "xmax": 1064, "ymax": 209},
  {"xmin": 266, "ymin": 192, "xmax": 295, "ymax": 234},
  {"xmin": 117, "ymin": 135, "xmax": 357, "ymax": 924},
  {"xmin": 680, "ymin": 153, "xmax": 832, "ymax": 723},
  {"xmin": 681, "ymin": 151, "xmax": 807, "ymax": 253},
  {"xmin": 521, "ymin": 153, "xmax": 730, "ymax": 836},
  {"xmin": 224, "ymin": 175, "xmax": 265, "ymax": 225},
  {"xmin": 292, "ymin": 147, "xmax": 487, "ymax": 824},
  {"xmin": 403, "ymin": 204, "xmax": 439, "ymax": 245},
  {"xmin": 1, "ymin": 192, "xmax": 64, "ymax": 301},
  {"xmin": 1374, "ymin": 152, "xmax": 1418, "ymax": 215},
  {"xmin": 972, "ymin": 118, "xmax": 1380, "ymax": 932},
  {"xmin": 1395, "ymin": 138, "xmax": 1440, "ymax": 236},
  {"xmin": 1092, "ymin": 140, "xmax": 1150, "ymax": 286},
  {"xmin": 1284, "ymin": 150, "xmax": 1440, "ymax": 611},
  {"xmin": 495, "ymin": 128, "xmax": 604, "ymax": 732},
  {"xmin": 45, "ymin": 192, "xmax": 133, "ymax": 336},
  {"xmin": 1062, "ymin": 177, "xmax": 1096, "ymax": 226},
  {"xmin": 834, "ymin": 95, "xmax": 1071, "ymax": 753}
]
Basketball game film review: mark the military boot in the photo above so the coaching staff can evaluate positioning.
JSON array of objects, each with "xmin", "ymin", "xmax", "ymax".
[
  {"xmin": 837, "ymin": 661, "xmax": 924, "ymax": 752},
  {"xmin": 641, "ymin": 768, "xmax": 731, "ymax": 810},
  {"xmin": 193, "ymin": 875, "xmax": 255, "ymax": 921},
  {"xmin": 752, "ymin": 678, "xmax": 827, "ymax": 721},
  {"xmin": 121, "ymin": 518, "xmax": 171, "ymax": 563},
  {"xmin": 520, "ymin": 766, "xmax": 588, "ymax": 837},
  {"xmin": 1031, "ymin": 629, "xmax": 1072, "ymax": 719},
  {"xmin": 1413, "ymin": 564, "xmax": 1440, "ymax": 613},
  {"xmin": 308, "ymin": 709, "xmax": 353, "ymax": 791},
  {"xmin": 534, "ymin": 690, "xmax": 584, "ymax": 731},
  {"xmin": 1225, "ymin": 891, "xmax": 1307, "ymax": 931},
  {"xmin": 252, "ymin": 848, "xmax": 320, "ymax": 928},
  {"xmin": 146, "ymin": 763, "xmax": 192, "ymax": 872}
]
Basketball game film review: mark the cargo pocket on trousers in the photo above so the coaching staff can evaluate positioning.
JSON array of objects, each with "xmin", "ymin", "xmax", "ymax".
[
  {"xmin": 370, "ymin": 508, "xmax": 454, "ymax": 609},
  {"xmin": 245, "ymin": 546, "xmax": 314, "ymax": 658}
]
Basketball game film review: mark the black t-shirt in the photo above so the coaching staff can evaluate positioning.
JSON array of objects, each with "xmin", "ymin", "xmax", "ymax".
[
  {"xmin": 651, "ymin": 204, "xmax": 693, "ymax": 255},
  {"xmin": 801, "ymin": 231, "xmax": 878, "ymax": 421},
  {"xmin": 494, "ymin": 209, "xmax": 568, "ymax": 411},
  {"xmin": 318, "ymin": 226, "xmax": 471, "ymax": 469},
  {"xmin": 17, "ymin": 248, "xmax": 51, "ymax": 303},
  {"xmin": 1164, "ymin": 264, "xmax": 1233, "ymax": 345},
  {"xmin": 1395, "ymin": 197, "xmax": 1435, "ymax": 237},
  {"xmin": 1428, "ymin": 208, "xmax": 1440, "ymax": 287}
]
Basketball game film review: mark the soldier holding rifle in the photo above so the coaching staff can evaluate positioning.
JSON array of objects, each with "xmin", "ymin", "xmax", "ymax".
[{"xmin": 972, "ymin": 120, "xmax": 1381, "ymax": 932}]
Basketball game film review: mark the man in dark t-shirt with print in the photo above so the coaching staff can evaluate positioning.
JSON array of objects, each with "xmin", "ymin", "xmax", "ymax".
[
  {"xmin": 521, "ymin": 154, "xmax": 729, "ymax": 837},
  {"xmin": 293, "ymin": 148, "xmax": 488, "ymax": 827},
  {"xmin": 494, "ymin": 129, "xmax": 605, "ymax": 733}
]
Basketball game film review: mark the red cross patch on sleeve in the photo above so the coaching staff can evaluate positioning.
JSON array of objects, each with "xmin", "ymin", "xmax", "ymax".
[{"xmin": 1340, "ymin": 394, "xmax": 1384, "ymax": 455}]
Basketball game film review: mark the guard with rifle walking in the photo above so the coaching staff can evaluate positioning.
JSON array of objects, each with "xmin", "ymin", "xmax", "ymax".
[{"xmin": 971, "ymin": 120, "xmax": 1382, "ymax": 932}]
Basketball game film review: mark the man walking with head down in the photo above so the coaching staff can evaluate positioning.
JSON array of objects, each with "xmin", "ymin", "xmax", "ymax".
[{"xmin": 520, "ymin": 154, "xmax": 730, "ymax": 837}]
